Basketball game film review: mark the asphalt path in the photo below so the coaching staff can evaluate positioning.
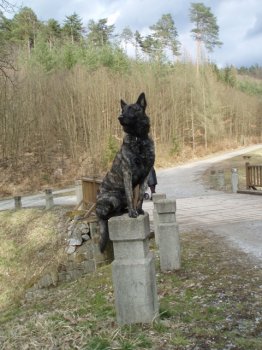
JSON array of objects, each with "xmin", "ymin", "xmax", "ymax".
[
  {"xmin": 156, "ymin": 144, "xmax": 262, "ymax": 199},
  {"xmin": 0, "ymin": 187, "xmax": 76, "ymax": 211},
  {"xmin": 144, "ymin": 144, "xmax": 262, "ymax": 263}
]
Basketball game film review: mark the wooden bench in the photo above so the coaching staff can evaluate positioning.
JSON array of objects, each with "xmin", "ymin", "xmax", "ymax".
[
  {"xmin": 81, "ymin": 177, "xmax": 102, "ymax": 216},
  {"xmin": 245, "ymin": 162, "xmax": 262, "ymax": 190}
]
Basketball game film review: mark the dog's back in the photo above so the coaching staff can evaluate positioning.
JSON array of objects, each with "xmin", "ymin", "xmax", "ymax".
[{"xmin": 96, "ymin": 93, "xmax": 155, "ymax": 252}]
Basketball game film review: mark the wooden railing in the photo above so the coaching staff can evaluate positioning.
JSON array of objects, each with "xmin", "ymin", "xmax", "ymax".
[{"xmin": 245, "ymin": 162, "xmax": 262, "ymax": 190}]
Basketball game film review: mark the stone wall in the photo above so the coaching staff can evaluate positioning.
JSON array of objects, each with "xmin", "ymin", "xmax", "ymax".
[{"xmin": 25, "ymin": 214, "xmax": 113, "ymax": 300}]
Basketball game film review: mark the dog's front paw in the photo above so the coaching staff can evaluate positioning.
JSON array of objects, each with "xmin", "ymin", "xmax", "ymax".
[
  {"xmin": 128, "ymin": 208, "xmax": 138, "ymax": 218},
  {"xmin": 137, "ymin": 208, "xmax": 144, "ymax": 215}
]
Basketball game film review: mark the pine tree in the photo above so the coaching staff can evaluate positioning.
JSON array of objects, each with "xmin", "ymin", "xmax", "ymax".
[
  {"xmin": 189, "ymin": 2, "xmax": 222, "ymax": 73},
  {"xmin": 12, "ymin": 7, "xmax": 39, "ymax": 56},
  {"xmin": 44, "ymin": 19, "xmax": 61, "ymax": 49},
  {"xmin": 140, "ymin": 34, "xmax": 161, "ymax": 61},
  {"xmin": 120, "ymin": 26, "xmax": 133, "ymax": 52},
  {"xmin": 134, "ymin": 30, "xmax": 143, "ymax": 59},
  {"xmin": 87, "ymin": 18, "xmax": 115, "ymax": 47},
  {"xmin": 63, "ymin": 13, "xmax": 83, "ymax": 44},
  {"xmin": 150, "ymin": 13, "xmax": 180, "ymax": 59}
]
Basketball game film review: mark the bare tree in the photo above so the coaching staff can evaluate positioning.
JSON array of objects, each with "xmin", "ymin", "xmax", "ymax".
[
  {"xmin": 0, "ymin": 0, "xmax": 16, "ymax": 81},
  {"xmin": 0, "ymin": 0, "xmax": 15, "ymax": 12},
  {"xmin": 0, "ymin": 44, "xmax": 15, "ymax": 81}
]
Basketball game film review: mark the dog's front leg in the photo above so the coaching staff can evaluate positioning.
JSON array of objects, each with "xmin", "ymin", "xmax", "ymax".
[{"xmin": 123, "ymin": 169, "xmax": 137, "ymax": 218}]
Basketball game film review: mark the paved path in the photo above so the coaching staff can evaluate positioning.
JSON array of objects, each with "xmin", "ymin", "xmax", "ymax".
[
  {"xmin": 144, "ymin": 193, "xmax": 262, "ymax": 262},
  {"xmin": 176, "ymin": 194, "xmax": 262, "ymax": 261},
  {"xmin": 156, "ymin": 144, "xmax": 262, "ymax": 199},
  {"xmin": 177, "ymin": 193, "xmax": 262, "ymax": 228},
  {"xmin": 0, "ymin": 188, "xmax": 76, "ymax": 210},
  {"xmin": 143, "ymin": 144, "xmax": 262, "ymax": 262}
]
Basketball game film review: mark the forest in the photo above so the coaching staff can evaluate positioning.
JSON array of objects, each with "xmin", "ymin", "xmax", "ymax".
[{"xmin": 0, "ymin": 3, "xmax": 262, "ymax": 196}]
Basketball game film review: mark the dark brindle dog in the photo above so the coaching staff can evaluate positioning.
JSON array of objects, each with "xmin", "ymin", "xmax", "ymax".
[{"xmin": 96, "ymin": 92, "xmax": 155, "ymax": 252}]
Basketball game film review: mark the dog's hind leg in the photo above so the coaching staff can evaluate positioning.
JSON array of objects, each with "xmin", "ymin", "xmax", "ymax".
[
  {"xmin": 96, "ymin": 194, "xmax": 124, "ymax": 252},
  {"xmin": 136, "ymin": 177, "xmax": 148, "ymax": 215},
  {"xmin": 96, "ymin": 202, "xmax": 110, "ymax": 252},
  {"xmin": 98, "ymin": 218, "xmax": 109, "ymax": 253}
]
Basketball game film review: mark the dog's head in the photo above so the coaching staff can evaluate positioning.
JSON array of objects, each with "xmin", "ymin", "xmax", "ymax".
[{"xmin": 118, "ymin": 92, "xmax": 150, "ymax": 138}]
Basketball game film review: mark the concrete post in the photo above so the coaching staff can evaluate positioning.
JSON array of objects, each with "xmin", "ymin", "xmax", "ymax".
[
  {"xmin": 210, "ymin": 170, "xmax": 216, "ymax": 189},
  {"xmin": 217, "ymin": 170, "xmax": 225, "ymax": 190},
  {"xmin": 75, "ymin": 180, "xmax": 83, "ymax": 207},
  {"xmin": 231, "ymin": 168, "xmax": 238, "ymax": 193},
  {"xmin": 152, "ymin": 193, "xmax": 167, "ymax": 245},
  {"xmin": 108, "ymin": 212, "xmax": 159, "ymax": 325},
  {"xmin": 155, "ymin": 199, "xmax": 181, "ymax": 272},
  {"xmin": 14, "ymin": 196, "xmax": 22, "ymax": 210},
  {"xmin": 45, "ymin": 189, "xmax": 54, "ymax": 209}
]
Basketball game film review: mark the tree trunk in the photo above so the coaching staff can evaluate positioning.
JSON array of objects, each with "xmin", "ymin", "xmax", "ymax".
[
  {"xmin": 196, "ymin": 38, "xmax": 201, "ymax": 77},
  {"xmin": 190, "ymin": 87, "xmax": 195, "ymax": 155},
  {"xmin": 202, "ymin": 85, "xmax": 207, "ymax": 150}
]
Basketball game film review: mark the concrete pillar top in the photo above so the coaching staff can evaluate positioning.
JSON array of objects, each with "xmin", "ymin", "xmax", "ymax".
[
  {"xmin": 155, "ymin": 199, "xmax": 176, "ymax": 214},
  {"xmin": 109, "ymin": 212, "xmax": 150, "ymax": 241},
  {"xmin": 152, "ymin": 193, "xmax": 166, "ymax": 204}
]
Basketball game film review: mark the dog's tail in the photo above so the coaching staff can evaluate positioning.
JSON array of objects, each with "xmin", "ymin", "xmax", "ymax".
[{"xmin": 98, "ymin": 218, "xmax": 109, "ymax": 253}]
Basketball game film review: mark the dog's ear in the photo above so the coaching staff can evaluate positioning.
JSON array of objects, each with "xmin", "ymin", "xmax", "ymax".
[
  {"xmin": 136, "ymin": 92, "xmax": 147, "ymax": 111},
  {"xmin": 120, "ymin": 99, "xmax": 127, "ymax": 110}
]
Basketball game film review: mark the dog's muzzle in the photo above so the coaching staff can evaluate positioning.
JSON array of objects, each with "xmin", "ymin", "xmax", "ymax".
[{"xmin": 118, "ymin": 115, "xmax": 127, "ymax": 125}]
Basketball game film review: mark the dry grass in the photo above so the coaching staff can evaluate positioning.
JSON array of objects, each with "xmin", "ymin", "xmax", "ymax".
[
  {"xmin": 0, "ymin": 208, "xmax": 261, "ymax": 349},
  {"xmin": 0, "ymin": 208, "xmax": 66, "ymax": 310}
]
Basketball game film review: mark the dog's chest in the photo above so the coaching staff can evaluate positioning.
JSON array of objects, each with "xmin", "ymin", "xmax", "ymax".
[{"xmin": 122, "ymin": 137, "xmax": 155, "ymax": 179}]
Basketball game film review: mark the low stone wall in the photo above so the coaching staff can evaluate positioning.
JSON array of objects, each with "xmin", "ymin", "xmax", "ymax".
[
  {"xmin": 25, "ymin": 215, "xmax": 113, "ymax": 300},
  {"xmin": 60, "ymin": 216, "xmax": 113, "ymax": 282}
]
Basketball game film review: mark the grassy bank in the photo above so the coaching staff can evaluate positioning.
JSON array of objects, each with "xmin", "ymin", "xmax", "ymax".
[
  {"xmin": 0, "ymin": 208, "xmax": 261, "ymax": 349},
  {"xmin": 0, "ymin": 208, "xmax": 66, "ymax": 310}
]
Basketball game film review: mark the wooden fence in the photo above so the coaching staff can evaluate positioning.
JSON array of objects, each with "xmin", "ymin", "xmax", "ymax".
[{"xmin": 245, "ymin": 162, "xmax": 262, "ymax": 189}]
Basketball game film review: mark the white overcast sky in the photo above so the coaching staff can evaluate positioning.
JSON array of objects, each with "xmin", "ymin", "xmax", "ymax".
[{"xmin": 10, "ymin": 0, "xmax": 262, "ymax": 67}]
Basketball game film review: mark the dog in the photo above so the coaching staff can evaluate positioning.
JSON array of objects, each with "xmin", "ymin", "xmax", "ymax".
[{"xmin": 96, "ymin": 92, "xmax": 155, "ymax": 252}]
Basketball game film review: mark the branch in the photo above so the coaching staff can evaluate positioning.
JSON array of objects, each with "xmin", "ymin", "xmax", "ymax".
[
  {"xmin": 0, "ymin": 45, "xmax": 17, "ymax": 84},
  {"xmin": 0, "ymin": 0, "xmax": 16, "ymax": 12}
]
